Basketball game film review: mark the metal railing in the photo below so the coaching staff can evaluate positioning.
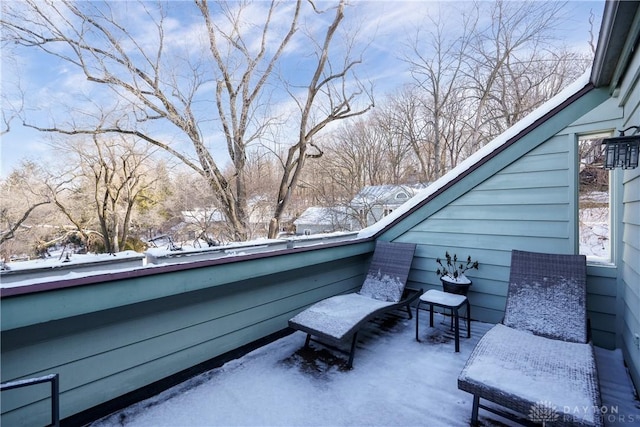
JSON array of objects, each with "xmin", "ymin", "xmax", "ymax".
[{"xmin": 1, "ymin": 373, "xmax": 60, "ymax": 427}]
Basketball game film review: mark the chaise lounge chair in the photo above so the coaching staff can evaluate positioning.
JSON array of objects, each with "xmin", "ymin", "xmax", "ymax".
[
  {"xmin": 458, "ymin": 250, "xmax": 603, "ymax": 426},
  {"xmin": 288, "ymin": 241, "xmax": 421, "ymax": 369}
]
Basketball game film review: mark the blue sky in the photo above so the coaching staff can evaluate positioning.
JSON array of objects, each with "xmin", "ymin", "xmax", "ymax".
[{"xmin": 0, "ymin": 0, "xmax": 604, "ymax": 178}]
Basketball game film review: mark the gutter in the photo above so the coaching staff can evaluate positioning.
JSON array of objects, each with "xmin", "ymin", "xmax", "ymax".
[{"xmin": 591, "ymin": 0, "xmax": 640, "ymax": 88}]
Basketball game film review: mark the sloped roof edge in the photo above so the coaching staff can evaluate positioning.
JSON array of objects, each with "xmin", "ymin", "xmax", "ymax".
[
  {"xmin": 591, "ymin": 0, "xmax": 640, "ymax": 88},
  {"xmin": 358, "ymin": 72, "xmax": 595, "ymax": 239}
]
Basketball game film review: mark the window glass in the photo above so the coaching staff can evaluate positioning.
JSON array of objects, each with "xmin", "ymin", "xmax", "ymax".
[{"xmin": 578, "ymin": 133, "xmax": 611, "ymax": 262}]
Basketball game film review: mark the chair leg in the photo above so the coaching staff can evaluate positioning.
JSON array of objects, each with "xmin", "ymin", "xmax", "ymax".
[
  {"xmin": 415, "ymin": 301, "xmax": 421, "ymax": 342},
  {"xmin": 304, "ymin": 334, "xmax": 311, "ymax": 348},
  {"xmin": 450, "ymin": 308, "xmax": 454, "ymax": 330},
  {"xmin": 429, "ymin": 303, "xmax": 434, "ymax": 327},
  {"xmin": 405, "ymin": 302, "xmax": 413, "ymax": 319},
  {"xmin": 471, "ymin": 395, "xmax": 480, "ymax": 426},
  {"xmin": 466, "ymin": 300, "xmax": 471, "ymax": 338},
  {"xmin": 347, "ymin": 332, "xmax": 358, "ymax": 369},
  {"xmin": 454, "ymin": 308, "xmax": 460, "ymax": 352}
]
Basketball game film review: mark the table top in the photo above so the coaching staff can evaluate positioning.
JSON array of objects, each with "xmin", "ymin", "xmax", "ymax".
[{"xmin": 419, "ymin": 289, "xmax": 467, "ymax": 307}]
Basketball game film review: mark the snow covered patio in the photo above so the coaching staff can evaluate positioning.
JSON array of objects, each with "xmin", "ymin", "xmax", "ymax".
[{"xmin": 90, "ymin": 312, "xmax": 638, "ymax": 427}]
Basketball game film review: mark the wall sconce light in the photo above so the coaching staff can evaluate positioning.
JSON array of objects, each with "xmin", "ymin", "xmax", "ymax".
[{"xmin": 601, "ymin": 126, "xmax": 640, "ymax": 169}]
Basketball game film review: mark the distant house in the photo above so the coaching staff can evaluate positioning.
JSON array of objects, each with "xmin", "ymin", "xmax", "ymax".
[
  {"xmin": 349, "ymin": 184, "xmax": 424, "ymax": 228},
  {"xmin": 180, "ymin": 197, "xmax": 293, "ymax": 240},
  {"xmin": 294, "ymin": 184, "xmax": 425, "ymax": 235},
  {"xmin": 181, "ymin": 208, "xmax": 225, "ymax": 225},
  {"xmin": 293, "ymin": 206, "xmax": 351, "ymax": 235}
]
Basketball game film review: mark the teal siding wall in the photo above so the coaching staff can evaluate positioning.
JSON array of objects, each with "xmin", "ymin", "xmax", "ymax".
[
  {"xmin": 403, "ymin": 136, "xmax": 576, "ymax": 324},
  {"xmin": 618, "ymin": 42, "xmax": 640, "ymax": 387},
  {"xmin": 1, "ymin": 242, "xmax": 373, "ymax": 426},
  {"xmin": 586, "ymin": 265, "xmax": 618, "ymax": 349},
  {"xmin": 383, "ymin": 87, "xmax": 619, "ymax": 345},
  {"xmin": 397, "ymin": 134, "xmax": 619, "ymax": 347}
]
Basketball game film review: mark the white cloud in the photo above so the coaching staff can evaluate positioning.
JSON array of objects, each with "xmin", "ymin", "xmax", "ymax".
[{"xmin": 1, "ymin": 0, "xmax": 604, "ymax": 177}]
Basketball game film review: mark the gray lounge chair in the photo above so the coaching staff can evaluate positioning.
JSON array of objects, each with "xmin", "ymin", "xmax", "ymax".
[
  {"xmin": 288, "ymin": 241, "xmax": 421, "ymax": 368},
  {"xmin": 458, "ymin": 250, "xmax": 603, "ymax": 426}
]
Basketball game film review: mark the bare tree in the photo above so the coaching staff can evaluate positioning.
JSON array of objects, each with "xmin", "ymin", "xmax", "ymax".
[
  {"xmin": 45, "ymin": 133, "xmax": 165, "ymax": 253},
  {"xmin": 1, "ymin": 0, "xmax": 372, "ymax": 242},
  {"xmin": 0, "ymin": 162, "xmax": 52, "ymax": 247},
  {"xmin": 385, "ymin": 87, "xmax": 434, "ymax": 182},
  {"xmin": 265, "ymin": 0, "xmax": 373, "ymax": 237},
  {"xmin": 162, "ymin": 172, "xmax": 225, "ymax": 245},
  {"xmin": 403, "ymin": 0, "xmax": 591, "ymax": 172},
  {"xmin": 403, "ymin": 7, "xmax": 475, "ymax": 176},
  {"xmin": 463, "ymin": 1, "xmax": 586, "ymax": 150}
]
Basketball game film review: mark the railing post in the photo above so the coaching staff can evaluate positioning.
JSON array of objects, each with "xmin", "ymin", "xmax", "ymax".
[
  {"xmin": 1, "ymin": 373, "xmax": 60, "ymax": 427},
  {"xmin": 51, "ymin": 373, "xmax": 60, "ymax": 427}
]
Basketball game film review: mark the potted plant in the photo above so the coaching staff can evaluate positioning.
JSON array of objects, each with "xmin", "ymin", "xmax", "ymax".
[{"xmin": 436, "ymin": 252, "xmax": 479, "ymax": 295}]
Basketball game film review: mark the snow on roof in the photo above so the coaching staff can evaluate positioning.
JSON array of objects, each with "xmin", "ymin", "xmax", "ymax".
[
  {"xmin": 293, "ymin": 206, "xmax": 348, "ymax": 225},
  {"xmin": 0, "ymin": 251, "xmax": 146, "ymax": 289},
  {"xmin": 350, "ymin": 184, "xmax": 423, "ymax": 205},
  {"xmin": 358, "ymin": 70, "xmax": 592, "ymax": 238},
  {"xmin": 2, "ymin": 251, "xmax": 144, "ymax": 272},
  {"xmin": 181, "ymin": 209, "xmax": 225, "ymax": 223}
]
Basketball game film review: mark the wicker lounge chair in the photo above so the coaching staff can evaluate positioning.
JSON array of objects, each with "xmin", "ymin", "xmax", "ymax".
[
  {"xmin": 288, "ymin": 241, "xmax": 421, "ymax": 368},
  {"xmin": 458, "ymin": 250, "xmax": 603, "ymax": 426}
]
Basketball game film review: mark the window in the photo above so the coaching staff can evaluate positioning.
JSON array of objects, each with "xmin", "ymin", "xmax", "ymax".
[{"xmin": 578, "ymin": 133, "xmax": 612, "ymax": 262}]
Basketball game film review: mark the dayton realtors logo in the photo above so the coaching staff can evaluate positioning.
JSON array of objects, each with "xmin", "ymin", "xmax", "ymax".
[
  {"xmin": 529, "ymin": 401, "xmax": 635, "ymax": 424},
  {"xmin": 528, "ymin": 401, "xmax": 559, "ymax": 425}
]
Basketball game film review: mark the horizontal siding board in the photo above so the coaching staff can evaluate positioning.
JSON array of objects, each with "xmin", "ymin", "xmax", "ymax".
[
  {"xmin": 448, "ymin": 187, "xmax": 570, "ymax": 206},
  {"xmin": 622, "ymin": 223, "xmax": 640, "ymax": 253},
  {"xmin": 430, "ymin": 204, "xmax": 569, "ymax": 221},
  {"xmin": 587, "ymin": 294, "xmax": 617, "ymax": 315},
  {"xmin": 586, "ymin": 278, "xmax": 618, "ymax": 298},
  {"xmin": 623, "ymin": 203, "xmax": 640, "ymax": 228},
  {"xmin": 623, "ymin": 283, "xmax": 640, "ymax": 324},
  {"xmin": 469, "ymin": 306, "xmax": 504, "ymax": 325},
  {"xmin": 623, "ymin": 179, "xmax": 640, "ymax": 203},
  {"xmin": 498, "ymin": 154, "xmax": 568, "ymax": 173},
  {"xmin": 622, "ymin": 245, "xmax": 640, "ymax": 277},
  {"xmin": 587, "ymin": 264, "xmax": 618, "ymax": 280},
  {"xmin": 411, "ymin": 259, "xmax": 510, "ymax": 286},
  {"xmin": 522, "ymin": 134, "xmax": 569, "ymax": 155},
  {"xmin": 589, "ymin": 311, "xmax": 617, "ymax": 334},
  {"xmin": 403, "ymin": 230, "xmax": 573, "ymax": 254},
  {"xmin": 0, "ymin": 389, "xmax": 52, "ymax": 427},
  {"xmin": 477, "ymin": 169, "xmax": 569, "ymax": 190},
  {"xmin": 414, "ymin": 218, "xmax": 570, "ymax": 238}
]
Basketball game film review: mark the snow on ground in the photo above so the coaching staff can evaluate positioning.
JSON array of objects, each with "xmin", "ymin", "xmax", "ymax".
[
  {"xmin": 92, "ymin": 317, "xmax": 492, "ymax": 427},
  {"xmin": 580, "ymin": 206, "xmax": 610, "ymax": 260},
  {"xmin": 89, "ymin": 315, "xmax": 639, "ymax": 427}
]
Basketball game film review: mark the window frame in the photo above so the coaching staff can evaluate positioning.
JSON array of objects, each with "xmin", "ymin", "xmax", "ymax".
[{"xmin": 576, "ymin": 131, "xmax": 616, "ymax": 266}]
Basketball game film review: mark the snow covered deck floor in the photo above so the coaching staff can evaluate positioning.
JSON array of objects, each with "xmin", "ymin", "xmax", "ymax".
[{"xmin": 91, "ymin": 311, "xmax": 639, "ymax": 426}]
